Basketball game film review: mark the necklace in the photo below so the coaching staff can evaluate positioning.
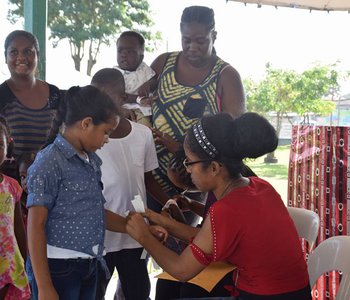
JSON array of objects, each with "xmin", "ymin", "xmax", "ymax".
[
  {"xmin": 218, "ymin": 179, "xmax": 240, "ymax": 199},
  {"xmin": 218, "ymin": 180, "xmax": 234, "ymax": 200}
]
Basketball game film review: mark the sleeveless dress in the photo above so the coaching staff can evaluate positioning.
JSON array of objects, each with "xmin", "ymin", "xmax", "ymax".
[
  {"xmin": 152, "ymin": 51, "xmax": 226, "ymax": 194},
  {"xmin": 0, "ymin": 174, "xmax": 30, "ymax": 300}
]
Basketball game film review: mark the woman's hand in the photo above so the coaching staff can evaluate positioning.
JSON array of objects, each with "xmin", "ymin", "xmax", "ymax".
[
  {"xmin": 126, "ymin": 213, "xmax": 152, "ymax": 243},
  {"xmin": 173, "ymin": 195, "xmax": 192, "ymax": 212},
  {"xmin": 152, "ymin": 128, "xmax": 181, "ymax": 154},
  {"xmin": 149, "ymin": 225, "xmax": 168, "ymax": 243},
  {"xmin": 143, "ymin": 208, "xmax": 162, "ymax": 225}
]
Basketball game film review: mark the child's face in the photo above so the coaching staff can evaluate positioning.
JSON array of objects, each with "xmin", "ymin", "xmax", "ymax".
[
  {"xmin": 82, "ymin": 116, "xmax": 119, "ymax": 152},
  {"xmin": 104, "ymin": 86, "xmax": 126, "ymax": 106},
  {"xmin": 117, "ymin": 36, "xmax": 143, "ymax": 72},
  {"xmin": 19, "ymin": 161, "xmax": 31, "ymax": 192},
  {"xmin": 0, "ymin": 132, "xmax": 8, "ymax": 166}
]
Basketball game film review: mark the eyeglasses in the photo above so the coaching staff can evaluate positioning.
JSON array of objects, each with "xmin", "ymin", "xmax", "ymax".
[{"xmin": 183, "ymin": 158, "xmax": 211, "ymax": 169}]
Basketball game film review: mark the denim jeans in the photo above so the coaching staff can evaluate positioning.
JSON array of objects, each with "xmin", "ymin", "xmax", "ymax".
[
  {"xmin": 32, "ymin": 258, "xmax": 98, "ymax": 300},
  {"xmin": 25, "ymin": 257, "xmax": 38, "ymax": 300}
]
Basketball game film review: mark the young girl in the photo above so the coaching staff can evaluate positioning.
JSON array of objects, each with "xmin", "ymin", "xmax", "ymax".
[
  {"xmin": 26, "ymin": 86, "xmax": 165, "ymax": 300},
  {"xmin": 0, "ymin": 119, "xmax": 30, "ymax": 300},
  {"xmin": 127, "ymin": 112, "xmax": 312, "ymax": 300}
]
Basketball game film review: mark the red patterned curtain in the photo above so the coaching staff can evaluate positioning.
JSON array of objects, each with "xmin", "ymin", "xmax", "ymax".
[{"xmin": 288, "ymin": 125, "xmax": 349, "ymax": 300}]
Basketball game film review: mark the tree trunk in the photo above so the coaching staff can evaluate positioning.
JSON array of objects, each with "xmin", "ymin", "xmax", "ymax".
[
  {"xmin": 264, "ymin": 152, "xmax": 278, "ymax": 163},
  {"xmin": 69, "ymin": 41, "xmax": 84, "ymax": 72},
  {"xmin": 72, "ymin": 55, "xmax": 81, "ymax": 71},
  {"xmin": 86, "ymin": 57, "xmax": 96, "ymax": 76},
  {"xmin": 264, "ymin": 112, "xmax": 281, "ymax": 163},
  {"xmin": 86, "ymin": 39, "xmax": 101, "ymax": 76}
]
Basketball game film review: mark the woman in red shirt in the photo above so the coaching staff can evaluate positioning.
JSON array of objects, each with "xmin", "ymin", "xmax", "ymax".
[{"xmin": 127, "ymin": 112, "xmax": 311, "ymax": 300}]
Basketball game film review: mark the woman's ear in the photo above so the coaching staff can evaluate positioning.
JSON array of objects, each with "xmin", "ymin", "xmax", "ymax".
[
  {"xmin": 81, "ymin": 117, "xmax": 93, "ymax": 130},
  {"xmin": 210, "ymin": 161, "xmax": 222, "ymax": 176}
]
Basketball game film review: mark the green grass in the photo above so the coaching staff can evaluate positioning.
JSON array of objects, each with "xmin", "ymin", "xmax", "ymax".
[
  {"xmin": 245, "ymin": 145, "xmax": 290, "ymax": 180},
  {"xmin": 245, "ymin": 145, "xmax": 291, "ymax": 204}
]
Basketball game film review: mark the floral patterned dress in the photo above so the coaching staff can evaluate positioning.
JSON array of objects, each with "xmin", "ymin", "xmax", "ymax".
[{"xmin": 0, "ymin": 174, "xmax": 30, "ymax": 300}]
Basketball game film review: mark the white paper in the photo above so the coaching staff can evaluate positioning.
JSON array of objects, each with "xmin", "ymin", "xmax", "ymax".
[{"xmin": 131, "ymin": 194, "xmax": 145, "ymax": 213}]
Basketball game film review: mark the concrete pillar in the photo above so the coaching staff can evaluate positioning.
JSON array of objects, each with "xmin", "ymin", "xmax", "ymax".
[{"xmin": 24, "ymin": 0, "xmax": 47, "ymax": 80}]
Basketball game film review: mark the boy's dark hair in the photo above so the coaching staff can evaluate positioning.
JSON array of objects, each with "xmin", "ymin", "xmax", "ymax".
[
  {"xmin": 0, "ymin": 116, "xmax": 14, "ymax": 158},
  {"xmin": 180, "ymin": 6, "xmax": 215, "ymax": 31},
  {"xmin": 186, "ymin": 112, "xmax": 278, "ymax": 178},
  {"xmin": 117, "ymin": 31, "xmax": 145, "ymax": 50},
  {"xmin": 91, "ymin": 68, "xmax": 125, "ymax": 90},
  {"xmin": 46, "ymin": 85, "xmax": 120, "ymax": 145},
  {"xmin": 4, "ymin": 30, "xmax": 40, "ymax": 58}
]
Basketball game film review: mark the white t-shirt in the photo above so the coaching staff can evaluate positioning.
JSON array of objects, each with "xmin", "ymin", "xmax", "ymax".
[{"xmin": 97, "ymin": 120, "xmax": 158, "ymax": 252}]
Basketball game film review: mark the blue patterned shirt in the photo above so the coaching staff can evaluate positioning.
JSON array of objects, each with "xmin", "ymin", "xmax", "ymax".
[{"xmin": 27, "ymin": 134, "xmax": 106, "ymax": 258}]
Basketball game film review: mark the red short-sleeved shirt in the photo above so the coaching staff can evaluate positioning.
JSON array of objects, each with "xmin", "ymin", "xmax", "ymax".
[{"xmin": 191, "ymin": 177, "xmax": 309, "ymax": 296}]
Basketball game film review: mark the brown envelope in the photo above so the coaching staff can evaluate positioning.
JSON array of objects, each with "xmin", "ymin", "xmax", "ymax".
[{"xmin": 155, "ymin": 261, "xmax": 235, "ymax": 292}]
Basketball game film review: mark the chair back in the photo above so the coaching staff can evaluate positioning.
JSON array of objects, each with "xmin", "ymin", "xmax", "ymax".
[
  {"xmin": 307, "ymin": 236, "xmax": 350, "ymax": 300},
  {"xmin": 287, "ymin": 206, "xmax": 320, "ymax": 250}
]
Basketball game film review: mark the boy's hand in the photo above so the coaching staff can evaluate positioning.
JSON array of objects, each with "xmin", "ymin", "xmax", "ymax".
[{"xmin": 39, "ymin": 286, "xmax": 59, "ymax": 300}]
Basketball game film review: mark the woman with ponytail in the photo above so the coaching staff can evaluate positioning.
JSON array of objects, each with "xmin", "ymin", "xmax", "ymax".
[{"xmin": 127, "ymin": 112, "xmax": 312, "ymax": 300}]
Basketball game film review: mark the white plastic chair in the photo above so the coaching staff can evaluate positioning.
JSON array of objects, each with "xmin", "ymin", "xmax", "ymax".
[
  {"xmin": 287, "ymin": 206, "xmax": 320, "ymax": 250},
  {"xmin": 307, "ymin": 236, "xmax": 350, "ymax": 300}
]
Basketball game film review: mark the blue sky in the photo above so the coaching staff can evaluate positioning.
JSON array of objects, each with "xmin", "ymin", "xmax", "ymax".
[{"xmin": 1, "ymin": 0, "xmax": 349, "ymax": 91}]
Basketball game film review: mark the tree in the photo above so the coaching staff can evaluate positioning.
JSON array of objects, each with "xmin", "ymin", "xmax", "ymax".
[
  {"xmin": 293, "ymin": 64, "xmax": 340, "ymax": 123},
  {"xmin": 8, "ymin": 0, "xmax": 160, "ymax": 75},
  {"xmin": 244, "ymin": 63, "xmax": 341, "ymax": 163},
  {"xmin": 245, "ymin": 63, "xmax": 340, "ymax": 139}
]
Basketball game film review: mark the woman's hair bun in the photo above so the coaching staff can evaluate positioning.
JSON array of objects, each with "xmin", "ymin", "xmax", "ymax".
[{"xmin": 230, "ymin": 112, "xmax": 278, "ymax": 159}]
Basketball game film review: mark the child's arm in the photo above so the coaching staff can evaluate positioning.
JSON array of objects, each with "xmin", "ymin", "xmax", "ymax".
[
  {"xmin": 105, "ymin": 209, "xmax": 168, "ymax": 243},
  {"xmin": 14, "ymin": 201, "xmax": 27, "ymax": 261},
  {"xmin": 144, "ymin": 171, "xmax": 169, "ymax": 206},
  {"xmin": 105, "ymin": 209, "xmax": 127, "ymax": 232},
  {"xmin": 28, "ymin": 206, "xmax": 59, "ymax": 300}
]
